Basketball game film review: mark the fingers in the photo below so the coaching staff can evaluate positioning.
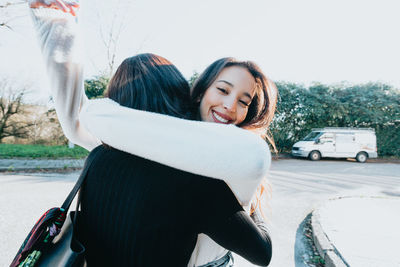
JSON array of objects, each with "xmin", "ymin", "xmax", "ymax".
[
  {"xmin": 29, "ymin": 0, "xmax": 80, "ymax": 16},
  {"xmin": 67, "ymin": 1, "xmax": 79, "ymax": 16},
  {"xmin": 62, "ymin": 1, "xmax": 80, "ymax": 16},
  {"xmin": 55, "ymin": 0, "xmax": 69, "ymax": 13},
  {"xmin": 67, "ymin": 1, "xmax": 80, "ymax": 7}
]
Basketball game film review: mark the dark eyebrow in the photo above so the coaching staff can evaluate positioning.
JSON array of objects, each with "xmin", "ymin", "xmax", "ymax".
[
  {"xmin": 216, "ymin": 80, "xmax": 234, "ymax": 87},
  {"xmin": 243, "ymin": 92, "xmax": 252, "ymax": 99}
]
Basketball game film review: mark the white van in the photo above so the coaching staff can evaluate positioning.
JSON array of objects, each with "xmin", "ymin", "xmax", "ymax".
[{"xmin": 291, "ymin": 127, "xmax": 378, "ymax": 162}]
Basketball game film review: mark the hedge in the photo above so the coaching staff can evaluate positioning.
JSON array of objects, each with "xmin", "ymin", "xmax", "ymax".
[{"xmin": 270, "ymin": 82, "xmax": 400, "ymax": 157}]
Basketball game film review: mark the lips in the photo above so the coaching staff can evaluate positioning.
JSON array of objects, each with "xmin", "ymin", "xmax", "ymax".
[{"xmin": 211, "ymin": 110, "xmax": 233, "ymax": 124}]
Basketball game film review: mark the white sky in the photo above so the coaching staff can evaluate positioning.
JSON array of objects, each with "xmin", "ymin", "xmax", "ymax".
[{"xmin": 0, "ymin": 0, "xmax": 399, "ymax": 103}]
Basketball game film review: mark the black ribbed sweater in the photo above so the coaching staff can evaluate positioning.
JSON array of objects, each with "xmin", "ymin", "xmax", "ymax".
[{"xmin": 78, "ymin": 146, "xmax": 271, "ymax": 266}]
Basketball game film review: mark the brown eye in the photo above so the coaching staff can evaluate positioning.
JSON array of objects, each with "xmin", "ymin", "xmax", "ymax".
[{"xmin": 239, "ymin": 100, "xmax": 250, "ymax": 107}]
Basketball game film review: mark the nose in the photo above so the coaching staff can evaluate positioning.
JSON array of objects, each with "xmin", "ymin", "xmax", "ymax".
[{"xmin": 223, "ymin": 97, "xmax": 237, "ymax": 113}]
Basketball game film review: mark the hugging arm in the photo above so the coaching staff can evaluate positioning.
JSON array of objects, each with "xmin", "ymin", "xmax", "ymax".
[
  {"xmin": 80, "ymin": 99, "xmax": 271, "ymax": 204},
  {"xmin": 202, "ymin": 209, "xmax": 272, "ymax": 266},
  {"xmin": 29, "ymin": 0, "xmax": 100, "ymax": 150}
]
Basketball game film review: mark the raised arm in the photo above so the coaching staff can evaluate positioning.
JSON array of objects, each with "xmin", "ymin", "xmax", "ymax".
[
  {"xmin": 29, "ymin": 0, "xmax": 100, "ymax": 150},
  {"xmin": 80, "ymin": 98, "xmax": 271, "ymax": 204}
]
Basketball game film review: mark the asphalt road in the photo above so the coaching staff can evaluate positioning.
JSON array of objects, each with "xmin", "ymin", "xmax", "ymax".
[{"xmin": 1, "ymin": 159, "xmax": 399, "ymax": 267}]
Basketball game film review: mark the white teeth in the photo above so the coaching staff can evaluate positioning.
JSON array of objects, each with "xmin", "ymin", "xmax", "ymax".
[{"xmin": 213, "ymin": 111, "xmax": 229, "ymax": 123}]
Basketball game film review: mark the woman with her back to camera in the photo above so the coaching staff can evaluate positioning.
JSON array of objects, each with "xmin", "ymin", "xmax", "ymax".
[{"xmin": 28, "ymin": 0, "xmax": 276, "ymax": 266}]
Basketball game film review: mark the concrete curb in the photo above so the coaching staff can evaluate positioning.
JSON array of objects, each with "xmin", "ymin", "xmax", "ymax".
[
  {"xmin": 0, "ymin": 158, "xmax": 85, "ymax": 171},
  {"xmin": 311, "ymin": 210, "xmax": 349, "ymax": 267}
]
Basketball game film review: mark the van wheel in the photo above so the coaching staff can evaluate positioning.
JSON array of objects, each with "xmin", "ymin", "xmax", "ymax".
[
  {"xmin": 309, "ymin": 151, "xmax": 321, "ymax": 161},
  {"xmin": 356, "ymin": 152, "xmax": 367, "ymax": 163}
]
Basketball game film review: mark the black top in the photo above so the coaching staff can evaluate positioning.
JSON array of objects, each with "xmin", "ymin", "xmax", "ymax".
[{"xmin": 78, "ymin": 145, "xmax": 271, "ymax": 266}]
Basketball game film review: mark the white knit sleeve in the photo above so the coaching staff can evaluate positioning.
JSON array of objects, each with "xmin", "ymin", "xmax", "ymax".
[
  {"xmin": 30, "ymin": 6, "xmax": 100, "ymax": 151},
  {"xmin": 80, "ymin": 99, "xmax": 271, "ymax": 204}
]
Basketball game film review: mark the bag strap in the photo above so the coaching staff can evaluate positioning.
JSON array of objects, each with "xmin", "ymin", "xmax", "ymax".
[{"xmin": 61, "ymin": 146, "xmax": 100, "ymax": 211}]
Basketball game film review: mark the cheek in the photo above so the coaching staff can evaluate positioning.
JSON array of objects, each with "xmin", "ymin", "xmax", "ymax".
[
  {"xmin": 235, "ymin": 108, "xmax": 249, "ymax": 124},
  {"xmin": 199, "ymin": 93, "xmax": 212, "ymax": 120},
  {"xmin": 199, "ymin": 100, "xmax": 207, "ymax": 119},
  {"xmin": 199, "ymin": 91, "xmax": 215, "ymax": 112}
]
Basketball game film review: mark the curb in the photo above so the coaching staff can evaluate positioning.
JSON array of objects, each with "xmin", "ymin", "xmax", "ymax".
[
  {"xmin": 311, "ymin": 210, "xmax": 349, "ymax": 267},
  {"xmin": 0, "ymin": 158, "xmax": 85, "ymax": 172}
]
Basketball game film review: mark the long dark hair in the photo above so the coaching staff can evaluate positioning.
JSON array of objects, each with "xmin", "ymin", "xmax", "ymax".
[
  {"xmin": 106, "ymin": 53, "xmax": 191, "ymax": 119},
  {"xmin": 191, "ymin": 57, "xmax": 277, "ymax": 137}
]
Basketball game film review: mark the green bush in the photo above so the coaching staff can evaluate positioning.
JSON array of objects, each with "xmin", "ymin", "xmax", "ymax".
[
  {"xmin": 84, "ymin": 75, "xmax": 109, "ymax": 99},
  {"xmin": 271, "ymin": 82, "xmax": 400, "ymax": 157}
]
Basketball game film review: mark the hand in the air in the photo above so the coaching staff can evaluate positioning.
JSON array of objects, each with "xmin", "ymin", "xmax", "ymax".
[{"xmin": 29, "ymin": 0, "xmax": 79, "ymax": 16}]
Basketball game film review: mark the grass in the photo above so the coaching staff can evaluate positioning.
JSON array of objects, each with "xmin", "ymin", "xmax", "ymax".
[{"xmin": 0, "ymin": 144, "xmax": 89, "ymax": 159}]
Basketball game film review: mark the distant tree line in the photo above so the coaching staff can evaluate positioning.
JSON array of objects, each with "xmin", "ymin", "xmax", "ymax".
[
  {"xmin": 0, "ymin": 87, "xmax": 33, "ymax": 142},
  {"xmin": 0, "ymin": 78, "xmax": 67, "ymax": 145},
  {"xmin": 271, "ymin": 82, "xmax": 400, "ymax": 156},
  {"xmin": 83, "ymin": 76, "xmax": 400, "ymax": 157}
]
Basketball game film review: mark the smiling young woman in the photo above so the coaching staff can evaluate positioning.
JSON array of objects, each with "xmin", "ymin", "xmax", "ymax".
[{"xmin": 190, "ymin": 57, "xmax": 277, "ymax": 212}]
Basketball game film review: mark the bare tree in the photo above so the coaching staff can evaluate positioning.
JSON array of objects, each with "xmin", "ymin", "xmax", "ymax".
[
  {"xmin": 93, "ymin": 0, "xmax": 134, "ymax": 77},
  {"xmin": 27, "ymin": 109, "xmax": 47, "ymax": 144},
  {"xmin": 0, "ymin": 78, "xmax": 34, "ymax": 143},
  {"xmin": 44, "ymin": 108, "xmax": 68, "ymax": 145},
  {"xmin": 99, "ymin": 12, "xmax": 124, "ymax": 77}
]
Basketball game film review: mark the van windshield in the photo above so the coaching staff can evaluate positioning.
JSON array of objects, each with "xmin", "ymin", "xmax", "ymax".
[{"xmin": 303, "ymin": 132, "xmax": 321, "ymax": 141}]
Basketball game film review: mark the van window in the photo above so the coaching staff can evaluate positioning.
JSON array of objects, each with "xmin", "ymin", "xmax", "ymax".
[
  {"xmin": 319, "ymin": 133, "xmax": 334, "ymax": 143},
  {"xmin": 303, "ymin": 132, "xmax": 321, "ymax": 141}
]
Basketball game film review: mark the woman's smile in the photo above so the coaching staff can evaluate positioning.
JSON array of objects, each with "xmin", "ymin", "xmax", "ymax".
[{"xmin": 211, "ymin": 110, "xmax": 233, "ymax": 124}]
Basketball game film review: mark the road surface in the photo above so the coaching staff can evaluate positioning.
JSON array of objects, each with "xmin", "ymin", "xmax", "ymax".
[{"xmin": 1, "ymin": 159, "xmax": 399, "ymax": 266}]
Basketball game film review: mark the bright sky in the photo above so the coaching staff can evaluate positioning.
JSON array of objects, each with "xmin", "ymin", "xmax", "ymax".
[{"xmin": 1, "ymin": 0, "xmax": 399, "ymax": 103}]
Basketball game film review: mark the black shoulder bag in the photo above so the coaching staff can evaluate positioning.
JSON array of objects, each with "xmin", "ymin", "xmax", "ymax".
[{"xmin": 10, "ymin": 149, "xmax": 98, "ymax": 267}]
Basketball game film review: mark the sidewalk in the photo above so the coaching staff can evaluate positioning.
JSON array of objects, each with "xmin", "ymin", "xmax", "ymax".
[{"xmin": 311, "ymin": 196, "xmax": 400, "ymax": 267}]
